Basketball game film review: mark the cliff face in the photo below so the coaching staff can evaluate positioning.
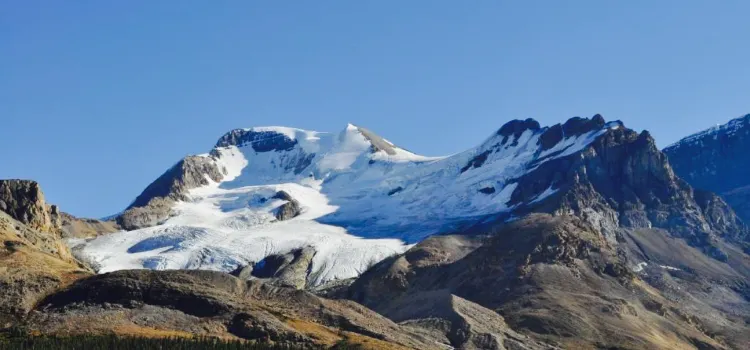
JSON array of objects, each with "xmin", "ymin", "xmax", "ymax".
[
  {"xmin": 504, "ymin": 118, "xmax": 748, "ymax": 259},
  {"xmin": 0, "ymin": 180, "xmax": 61, "ymax": 234},
  {"xmin": 664, "ymin": 114, "xmax": 750, "ymax": 224},
  {"xmin": 0, "ymin": 180, "xmax": 90, "ymax": 326}
]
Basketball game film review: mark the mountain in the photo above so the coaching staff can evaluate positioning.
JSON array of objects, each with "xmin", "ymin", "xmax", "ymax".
[
  {"xmin": 0, "ymin": 180, "xmax": 551, "ymax": 349},
  {"xmin": 664, "ymin": 114, "xmax": 750, "ymax": 228},
  {"xmin": 75, "ymin": 116, "xmax": 637, "ymax": 288},
  {"xmin": 0, "ymin": 180, "xmax": 95, "ymax": 326},
  {"xmin": 6, "ymin": 114, "xmax": 750, "ymax": 349},
  {"xmin": 339, "ymin": 116, "xmax": 750, "ymax": 349}
]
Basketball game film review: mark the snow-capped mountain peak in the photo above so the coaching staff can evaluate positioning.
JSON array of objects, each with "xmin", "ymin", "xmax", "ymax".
[{"xmin": 76, "ymin": 115, "xmax": 631, "ymax": 287}]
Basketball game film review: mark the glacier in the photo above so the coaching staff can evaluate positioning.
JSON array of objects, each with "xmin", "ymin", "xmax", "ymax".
[{"xmin": 73, "ymin": 119, "xmax": 621, "ymax": 286}]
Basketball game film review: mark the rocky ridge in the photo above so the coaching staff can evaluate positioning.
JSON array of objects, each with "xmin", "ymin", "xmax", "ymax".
[
  {"xmin": 5, "ymin": 114, "xmax": 750, "ymax": 349},
  {"xmin": 664, "ymin": 114, "xmax": 750, "ymax": 230}
]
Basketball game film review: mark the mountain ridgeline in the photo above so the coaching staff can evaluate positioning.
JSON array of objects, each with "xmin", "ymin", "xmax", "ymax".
[
  {"xmin": 664, "ymin": 114, "xmax": 750, "ymax": 229},
  {"xmin": 2, "ymin": 114, "xmax": 750, "ymax": 349}
]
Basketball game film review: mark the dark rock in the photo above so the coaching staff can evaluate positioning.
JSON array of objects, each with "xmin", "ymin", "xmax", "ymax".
[
  {"xmin": 665, "ymin": 113, "xmax": 750, "ymax": 227},
  {"xmin": 478, "ymin": 187, "xmax": 495, "ymax": 194},
  {"xmin": 215, "ymin": 129, "xmax": 297, "ymax": 152},
  {"xmin": 497, "ymin": 118, "xmax": 541, "ymax": 139},
  {"xmin": 562, "ymin": 115, "xmax": 606, "ymax": 136},
  {"xmin": 388, "ymin": 187, "xmax": 403, "ymax": 196},
  {"xmin": 460, "ymin": 150, "xmax": 492, "ymax": 173},
  {"xmin": 538, "ymin": 124, "xmax": 563, "ymax": 151},
  {"xmin": 272, "ymin": 191, "xmax": 294, "ymax": 202}
]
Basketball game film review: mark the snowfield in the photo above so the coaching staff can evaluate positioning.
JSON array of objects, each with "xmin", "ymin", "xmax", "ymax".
[{"xmin": 73, "ymin": 122, "xmax": 618, "ymax": 286}]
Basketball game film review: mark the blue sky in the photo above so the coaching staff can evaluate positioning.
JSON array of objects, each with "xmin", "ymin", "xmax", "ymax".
[{"xmin": 1, "ymin": 1, "xmax": 749, "ymax": 218}]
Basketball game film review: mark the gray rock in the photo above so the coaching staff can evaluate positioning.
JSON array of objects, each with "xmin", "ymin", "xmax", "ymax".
[
  {"xmin": 0, "ymin": 179, "xmax": 60, "ymax": 232},
  {"xmin": 272, "ymin": 191, "xmax": 301, "ymax": 221},
  {"xmin": 117, "ymin": 156, "xmax": 224, "ymax": 230},
  {"xmin": 357, "ymin": 126, "xmax": 398, "ymax": 155},
  {"xmin": 251, "ymin": 247, "xmax": 316, "ymax": 289}
]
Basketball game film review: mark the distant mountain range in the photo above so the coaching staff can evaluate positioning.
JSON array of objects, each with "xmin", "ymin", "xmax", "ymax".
[{"xmin": 2, "ymin": 114, "xmax": 749, "ymax": 349}]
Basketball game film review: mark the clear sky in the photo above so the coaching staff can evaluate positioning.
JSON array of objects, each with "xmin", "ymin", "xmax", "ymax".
[{"xmin": 1, "ymin": 1, "xmax": 749, "ymax": 218}]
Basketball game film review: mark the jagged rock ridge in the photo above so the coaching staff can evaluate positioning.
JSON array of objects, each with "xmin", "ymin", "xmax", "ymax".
[{"xmin": 664, "ymin": 114, "xmax": 750, "ymax": 229}]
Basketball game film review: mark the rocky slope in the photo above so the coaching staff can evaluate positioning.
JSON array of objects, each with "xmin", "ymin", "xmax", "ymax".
[
  {"xmin": 344, "ymin": 214, "xmax": 750, "ymax": 349},
  {"xmin": 338, "ymin": 116, "xmax": 750, "ymax": 349},
  {"xmin": 0, "ymin": 180, "xmax": 90, "ymax": 327},
  {"xmin": 664, "ymin": 114, "xmax": 750, "ymax": 227},
  {"xmin": 6, "ymin": 114, "xmax": 750, "ymax": 349},
  {"xmin": 0, "ymin": 179, "xmax": 553, "ymax": 349}
]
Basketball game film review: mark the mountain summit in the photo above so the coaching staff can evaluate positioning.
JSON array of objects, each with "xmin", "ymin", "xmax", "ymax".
[
  {"xmin": 665, "ymin": 114, "xmax": 750, "ymax": 224},
  {"xmin": 74, "ymin": 115, "xmax": 747, "ymax": 291},
  {"xmin": 6, "ymin": 115, "xmax": 750, "ymax": 349}
]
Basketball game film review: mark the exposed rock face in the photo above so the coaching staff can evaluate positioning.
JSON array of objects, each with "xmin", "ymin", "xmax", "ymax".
[
  {"xmin": 117, "ymin": 197, "xmax": 173, "ymax": 231},
  {"xmin": 497, "ymin": 118, "xmax": 541, "ymax": 139},
  {"xmin": 272, "ymin": 191, "xmax": 301, "ymax": 221},
  {"xmin": 117, "ymin": 156, "xmax": 225, "ymax": 230},
  {"xmin": 357, "ymin": 126, "xmax": 398, "ymax": 155},
  {"xmin": 505, "ymin": 119, "xmax": 748, "ymax": 258},
  {"xmin": 664, "ymin": 114, "xmax": 750, "ymax": 224},
  {"xmin": 249, "ymin": 247, "xmax": 316, "ymax": 289},
  {"xmin": 0, "ymin": 181, "xmax": 90, "ymax": 327},
  {"xmin": 215, "ymin": 129, "xmax": 298, "ymax": 151},
  {"xmin": 0, "ymin": 180, "xmax": 60, "ymax": 233}
]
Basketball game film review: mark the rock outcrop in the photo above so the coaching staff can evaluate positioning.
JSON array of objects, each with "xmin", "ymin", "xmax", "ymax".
[
  {"xmin": 0, "ymin": 180, "xmax": 61, "ymax": 233},
  {"xmin": 239, "ymin": 247, "xmax": 316, "ymax": 289},
  {"xmin": 272, "ymin": 191, "xmax": 301, "ymax": 221},
  {"xmin": 117, "ymin": 156, "xmax": 225, "ymax": 230},
  {"xmin": 215, "ymin": 128, "xmax": 298, "ymax": 151},
  {"xmin": 0, "ymin": 181, "xmax": 90, "ymax": 327},
  {"xmin": 505, "ymin": 117, "xmax": 748, "ymax": 259}
]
